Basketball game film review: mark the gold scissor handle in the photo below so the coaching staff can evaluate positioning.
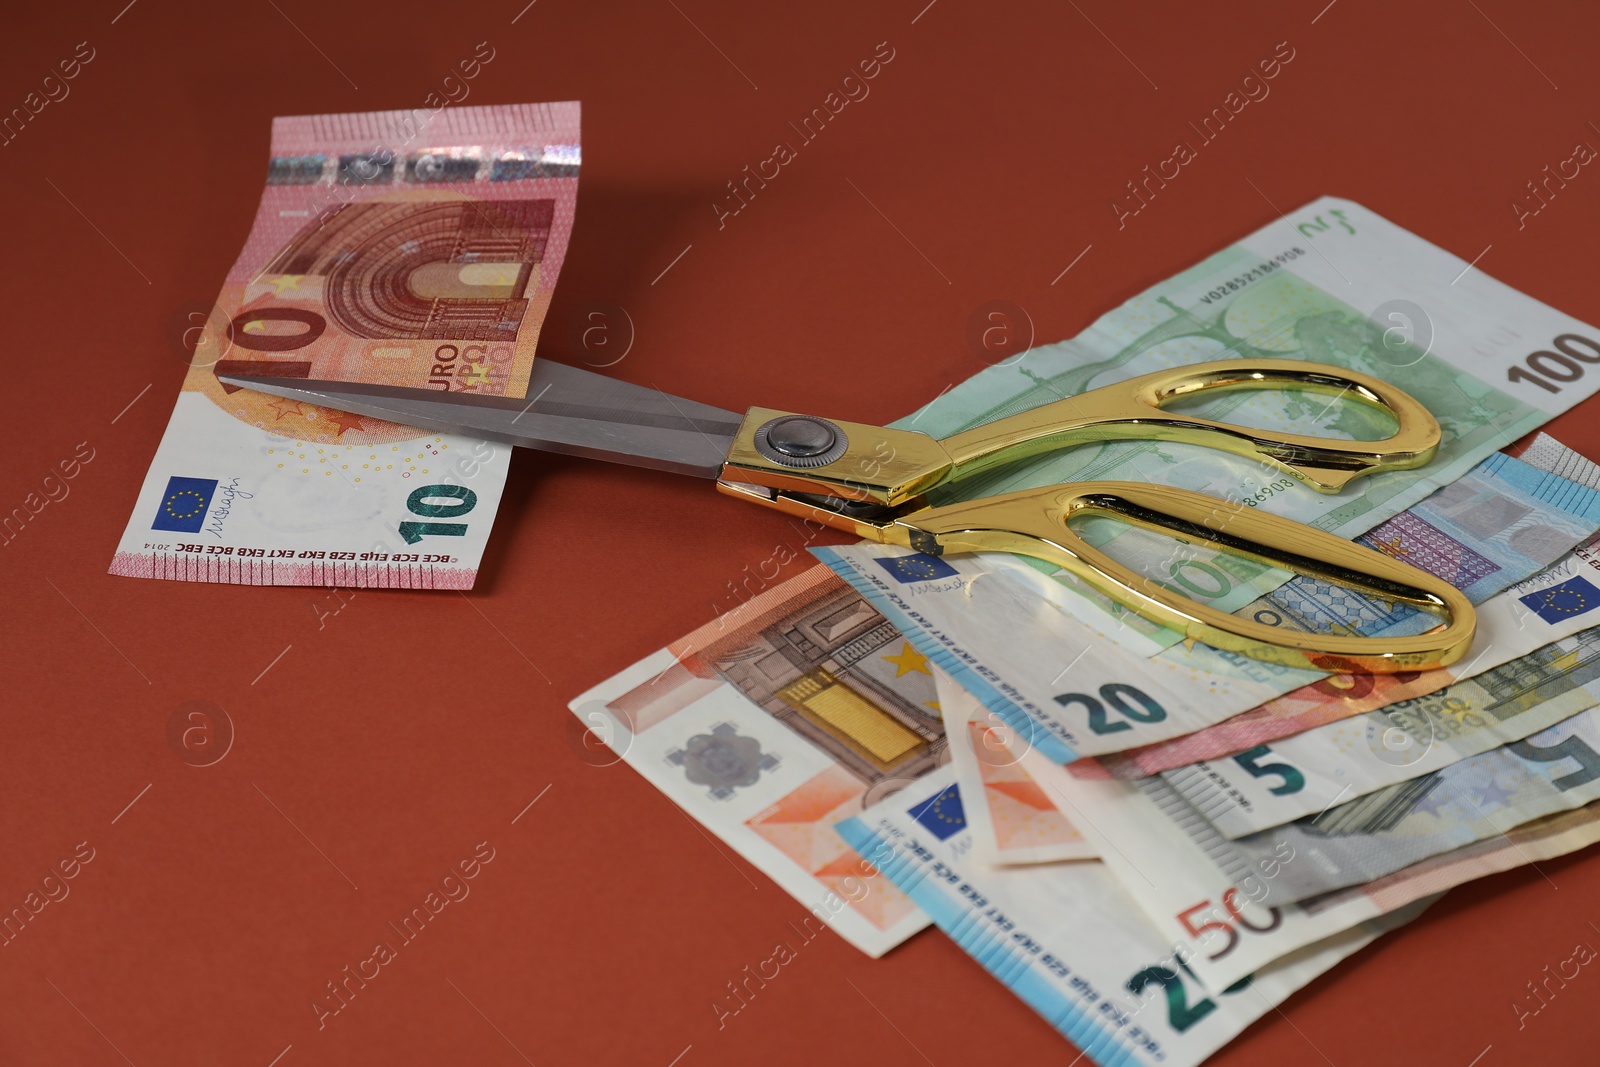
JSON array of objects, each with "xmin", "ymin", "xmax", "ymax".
[
  {"xmin": 887, "ymin": 481, "xmax": 1475, "ymax": 673},
  {"xmin": 937, "ymin": 359, "xmax": 1442, "ymax": 493},
  {"xmin": 717, "ymin": 359, "xmax": 1443, "ymax": 515}
]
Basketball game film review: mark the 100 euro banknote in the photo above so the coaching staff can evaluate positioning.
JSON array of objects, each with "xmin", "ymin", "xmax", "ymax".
[
  {"xmin": 883, "ymin": 196, "xmax": 1600, "ymax": 612},
  {"xmin": 111, "ymin": 102, "xmax": 580, "ymax": 587},
  {"xmin": 567, "ymin": 565, "xmax": 952, "ymax": 957}
]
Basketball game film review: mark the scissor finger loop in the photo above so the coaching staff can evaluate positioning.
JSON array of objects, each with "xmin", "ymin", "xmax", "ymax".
[{"xmin": 887, "ymin": 481, "xmax": 1475, "ymax": 674}]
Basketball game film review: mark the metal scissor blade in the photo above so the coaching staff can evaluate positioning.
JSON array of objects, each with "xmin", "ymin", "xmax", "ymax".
[{"xmin": 215, "ymin": 360, "xmax": 743, "ymax": 479}]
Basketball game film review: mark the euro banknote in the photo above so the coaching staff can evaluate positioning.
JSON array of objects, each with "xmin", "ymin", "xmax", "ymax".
[
  {"xmin": 1163, "ymin": 626, "xmax": 1600, "ymax": 837},
  {"xmin": 1019, "ymin": 739, "xmax": 1600, "ymax": 995},
  {"xmin": 1083, "ymin": 528, "xmax": 1600, "ymax": 780},
  {"xmin": 880, "ymin": 196, "xmax": 1600, "ymax": 622},
  {"xmin": 817, "ymin": 449, "xmax": 1600, "ymax": 764},
  {"xmin": 940, "ymin": 668, "xmax": 1094, "ymax": 865},
  {"xmin": 1162, "ymin": 703, "xmax": 1600, "ymax": 905},
  {"xmin": 835, "ymin": 763, "xmax": 1429, "ymax": 1067},
  {"xmin": 819, "ymin": 544, "xmax": 1263, "ymax": 764},
  {"xmin": 111, "ymin": 102, "xmax": 580, "ymax": 587},
  {"xmin": 567, "ymin": 565, "xmax": 950, "ymax": 957}
]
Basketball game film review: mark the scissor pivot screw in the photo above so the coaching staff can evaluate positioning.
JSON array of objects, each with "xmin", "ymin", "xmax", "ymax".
[{"xmin": 753, "ymin": 416, "xmax": 849, "ymax": 468}]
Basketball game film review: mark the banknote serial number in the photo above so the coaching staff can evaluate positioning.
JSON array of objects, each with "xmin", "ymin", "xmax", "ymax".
[
  {"xmin": 1237, "ymin": 478, "xmax": 1295, "ymax": 507},
  {"xmin": 158, "ymin": 544, "xmax": 453, "ymax": 564},
  {"xmin": 1194, "ymin": 247, "xmax": 1304, "ymax": 305}
]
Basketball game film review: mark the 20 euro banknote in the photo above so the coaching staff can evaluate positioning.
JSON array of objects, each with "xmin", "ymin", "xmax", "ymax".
[
  {"xmin": 111, "ymin": 102, "xmax": 580, "ymax": 588},
  {"xmin": 1084, "ymin": 530, "xmax": 1600, "ymax": 780},
  {"xmin": 818, "ymin": 449, "xmax": 1600, "ymax": 764}
]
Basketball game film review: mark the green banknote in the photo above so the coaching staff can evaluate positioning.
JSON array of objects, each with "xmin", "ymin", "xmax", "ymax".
[{"xmin": 820, "ymin": 197, "xmax": 1600, "ymax": 763}]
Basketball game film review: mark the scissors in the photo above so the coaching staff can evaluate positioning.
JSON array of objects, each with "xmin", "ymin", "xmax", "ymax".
[{"xmin": 220, "ymin": 358, "xmax": 1475, "ymax": 674}]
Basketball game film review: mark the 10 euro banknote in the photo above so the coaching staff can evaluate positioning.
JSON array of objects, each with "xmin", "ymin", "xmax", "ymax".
[{"xmin": 111, "ymin": 102, "xmax": 580, "ymax": 588}]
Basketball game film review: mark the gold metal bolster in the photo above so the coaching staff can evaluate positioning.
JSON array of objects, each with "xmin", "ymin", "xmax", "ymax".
[
  {"xmin": 720, "ymin": 406, "xmax": 955, "ymax": 506},
  {"xmin": 936, "ymin": 359, "xmax": 1442, "ymax": 493},
  {"xmin": 881, "ymin": 481, "xmax": 1475, "ymax": 673}
]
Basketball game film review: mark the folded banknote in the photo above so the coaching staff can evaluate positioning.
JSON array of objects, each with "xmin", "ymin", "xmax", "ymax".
[
  {"xmin": 112, "ymin": 102, "xmax": 580, "ymax": 587},
  {"xmin": 836, "ymin": 761, "xmax": 1430, "ymax": 1067},
  {"xmin": 940, "ymin": 669, "xmax": 1094, "ymax": 865}
]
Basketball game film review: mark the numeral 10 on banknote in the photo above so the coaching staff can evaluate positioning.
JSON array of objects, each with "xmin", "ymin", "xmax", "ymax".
[{"xmin": 398, "ymin": 484, "xmax": 478, "ymax": 544}]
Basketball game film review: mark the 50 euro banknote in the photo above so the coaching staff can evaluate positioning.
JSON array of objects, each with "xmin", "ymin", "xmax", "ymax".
[
  {"xmin": 818, "ymin": 446, "xmax": 1600, "ymax": 764},
  {"xmin": 111, "ymin": 102, "xmax": 580, "ymax": 588},
  {"xmin": 1016, "ymin": 736, "xmax": 1600, "ymax": 995},
  {"xmin": 835, "ymin": 761, "xmax": 1430, "ymax": 1067}
]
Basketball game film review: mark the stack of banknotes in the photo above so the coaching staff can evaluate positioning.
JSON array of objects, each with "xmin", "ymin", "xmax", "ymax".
[{"xmin": 573, "ymin": 198, "xmax": 1600, "ymax": 1064}]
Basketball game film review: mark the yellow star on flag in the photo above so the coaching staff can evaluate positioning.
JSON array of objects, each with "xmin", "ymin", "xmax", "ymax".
[
  {"xmin": 268, "ymin": 274, "xmax": 306, "ymax": 295},
  {"xmin": 882, "ymin": 641, "xmax": 930, "ymax": 677},
  {"xmin": 458, "ymin": 362, "xmax": 493, "ymax": 387}
]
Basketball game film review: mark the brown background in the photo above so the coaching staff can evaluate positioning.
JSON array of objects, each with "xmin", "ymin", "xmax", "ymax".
[{"xmin": 3, "ymin": 1, "xmax": 1599, "ymax": 1064}]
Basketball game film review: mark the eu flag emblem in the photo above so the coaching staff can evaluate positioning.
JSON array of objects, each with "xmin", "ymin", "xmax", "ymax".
[
  {"xmin": 1521, "ymin": 576, "xmax": 1600, "ymax": 624},
  {"xmin": 909, "ymin": 784, "xmax": 966, "ymax": 841},
  {"xmin": 873, "ymin": 552, "xmax": 958, "ymax": 583},
  {"xmin": 151, "ymin": 477, "xmax": 218, "ymax": 533}
]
